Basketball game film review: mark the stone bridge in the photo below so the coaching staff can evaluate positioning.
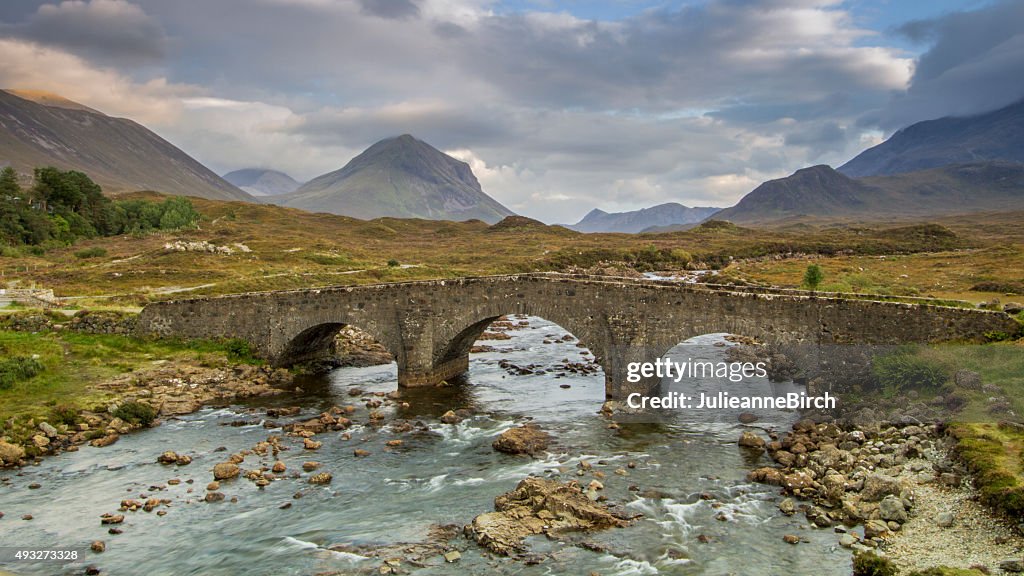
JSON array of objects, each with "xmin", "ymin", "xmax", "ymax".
[{"xmin": 136, "ymin": 273, "xmax": 1020, "ymax": 399}]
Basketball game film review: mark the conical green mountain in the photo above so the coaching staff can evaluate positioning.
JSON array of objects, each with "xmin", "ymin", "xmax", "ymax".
[{"xmin": 278, "ymin": 134, "xmax": 514, "ymax": 223}]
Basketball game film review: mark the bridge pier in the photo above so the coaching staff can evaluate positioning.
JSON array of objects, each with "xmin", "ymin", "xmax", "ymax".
[{"xmin": 398, "ymin": 354, "xmax": 469, "ymax": 387}]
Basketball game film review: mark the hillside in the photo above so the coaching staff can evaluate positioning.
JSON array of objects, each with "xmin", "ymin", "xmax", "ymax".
[
  {"xmin": 839, "ymin": 98, "xmax": 1024, "ymax": 177},
  {"xmin": 714, "ymin": 165, "xmax": 874, "ymax": 222},
  {"xmin": 223, "ymin": 168, "xmax": 302, "ymax": 196},
  {"xmin": 568, "ymin": 202, "xmax": 720, "ymax": 233},
  {"xmin": 278, "ymin": 134, "xmax": 514, "ymax": 223},
  {"xmin": 715, "ymin": 162, "xmax": 1024, "ymax": 224},
  {"xmin": 0, "ymin": 89, "xmax": 254, "ymax": 202}
]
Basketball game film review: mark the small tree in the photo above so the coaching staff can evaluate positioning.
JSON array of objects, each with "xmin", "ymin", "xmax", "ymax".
[{"xmin": 803, "ymin": 264, "xmax": 824, "ymax": 291}]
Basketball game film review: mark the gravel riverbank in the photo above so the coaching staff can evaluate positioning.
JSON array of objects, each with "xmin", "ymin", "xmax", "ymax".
[{"xmin": 743, "ymin": 418, "xmax": 1024, "ymax": 573}]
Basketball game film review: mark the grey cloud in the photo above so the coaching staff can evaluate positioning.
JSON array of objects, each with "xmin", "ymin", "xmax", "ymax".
[
  {"xmin": 358, "ymin": 0, "xmax": 420, "ymax": 20},
  {"xmin": 877, "ymin": 0, "xmax": 1024, "ymax": 130},
  {"xmin": 2, "ymin": 0, "xmax": 166, "ymax": 67},
  {"xmin": 2, "ymin": 0, "xmax": 934, "ymax": 222}
]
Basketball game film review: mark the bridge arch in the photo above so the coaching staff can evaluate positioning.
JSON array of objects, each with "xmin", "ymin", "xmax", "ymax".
[{"xmin": 274, "ymin": 315, "xmax": 402, "ymax": 369}]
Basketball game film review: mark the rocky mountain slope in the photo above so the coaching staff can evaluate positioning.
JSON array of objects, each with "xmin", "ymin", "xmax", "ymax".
[
  {"xmin": 839, "ymin": 98, "xmax": 1024, "ymax": 177},
  {"xmin": 0, "ymin": 89, "xmax": 253, "ymax": 202},
  {"xmin": 715, "ymin": 162, "xmax": 1024, "ymax": 223}
]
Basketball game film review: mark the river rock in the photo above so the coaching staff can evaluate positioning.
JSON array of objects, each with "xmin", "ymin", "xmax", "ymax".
[
  {"xmin": 467, "ymin": 477, "xmax": 631, "ymax": 555},
  {"xmin": 492, "ymin": 424, "xmax": 551, "ymax": 456},
  {"xmin": 936, "ymin": 512, "xmax": 955, "ymax": 527},
  {"xmin": 272, "ymin": 461, "xmax": 286, "ymax": 473},
  {"xmin": 303, "ymin": 438, "xmax": 322, "ymax": 450},
  {"xmin": 90, "ymin": 541, "xmax": 105, "ymax": 553},
  {"xmin": 748, "ymin": 467, "xmax": 784, "ymax": 486},
  {"xmin": 444, "ymin": 550, "xmax": 461, "ymax": 563},
  {"xmin": 861, "ymin": 473, "xmax": 901, "ymax": 502},
  {"xmin": 864, "ymin": 519, "xmax": 889, "ymax": 539},
  {"xmin": 90, "ymin": 433, "xmax": 119, "ymax": 447},
  {"xmin": 738, "ymin": 431, "xmax": 766, "ymax": 450},
  {"xmin": 778, "ymin": 498, "xmax": 796, "ymax": 516},
  {"xmin": 157, "ymin": 451, "xmax": 179, "ymax": 464},
  {"xmin": 175, "ymin": 454, "xmax": 192, "ymax": 466},
  {"xmin": 31, "ymin": 434, "xmax": 50, "ymax": 448},
  {"xmin": 0, "ymin": 440, "xmax": 26, "ymax": 465},
  {"xmin": 39, "ymin": 422, "xmax": 58, "ymax": 437},
  {"xmin": 783, "ymin": 534, "xmax": 800, "ymax": 545},
  {"xmin": 440, "ymin": 410, "xmax": 462, "ymax": 424},
  {"xmin": 879, "ymin": 495, "xmax": 908, "ymax": 523},
  {"xmin": 309, "ymin": 472, "xmax": 333, "ymax": 485},
  {"xmin": 213, "ymin": 462, "xmax": 240, "ymax": 480},
  {"xmin": 205, "ymin": 492, "xmax": 225, "ymax": 503},
  {"xmin": 839, "ymin": 533, "xmax": 857, "ymax": 548},
  {"xmin": 302, "ymin": 461, "xmax": 319, "ymax": 472}
]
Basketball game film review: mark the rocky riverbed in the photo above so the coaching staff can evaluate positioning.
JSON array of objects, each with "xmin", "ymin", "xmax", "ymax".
[{"xmin": 743, "ymin": 418, "xmax": 1024, "ymax": 573}]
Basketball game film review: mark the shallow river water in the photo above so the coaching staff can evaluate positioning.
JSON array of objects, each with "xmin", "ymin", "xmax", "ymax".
[{"xmin": 0, "ymin": 317, "xmax": 854, "ymax": 576}]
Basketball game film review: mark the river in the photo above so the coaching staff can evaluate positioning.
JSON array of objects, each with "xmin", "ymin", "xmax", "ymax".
[{"xmin": 0, "ymin": 316, "xmax": 853, "ymax": 575}]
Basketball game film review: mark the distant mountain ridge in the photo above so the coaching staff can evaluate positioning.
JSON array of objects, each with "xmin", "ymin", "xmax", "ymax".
[
  {"xmin": 223, "ymin": 168, "xmax": 302, "ymax": 196},
  {"xmin": 569, "ymin": 202, "xmax": 720, "ymax": 233},
  {"xmin": 714, "ymin": 161, "xmax": 1024, "ymax": 223},
  {"xmin": 278, "ymin": 134, "xmax": 514, "ymax": 223},
  {"xmin": 839, "ymin": 98, "xmax": 1024, "ymax": 177},
  {"xmin": 0, "ymin": 89, "xmax": 254, "ymax": 202}
]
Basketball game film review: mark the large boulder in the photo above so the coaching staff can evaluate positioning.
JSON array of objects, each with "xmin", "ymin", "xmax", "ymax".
[
  {"xmin": 492, "ymin": 425, "xmax": 551, "ymax": 456},
  {"xmin": 467, "ymin": 478, "xmax": 631, "ymax": 555},
  {"xmin": 0, "ymin": 441, "xmax": 26, "ymax": 465},
  {"xmin": 861, "ymin": 473, "xmax": 901, "ymax": 502}
]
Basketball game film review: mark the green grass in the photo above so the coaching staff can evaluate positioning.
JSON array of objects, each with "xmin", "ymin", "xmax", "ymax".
[
  {"xmin": 0, "ymin": 330, "xmax": 265, "ymax": 441},
  {"xmin": 949, "ymin": 422, "xmax": 1024, "ymax": 521}
]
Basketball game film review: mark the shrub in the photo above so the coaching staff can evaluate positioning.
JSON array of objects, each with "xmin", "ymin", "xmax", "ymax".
[
  {"xmin": 74, "ymin": 246, "xmax": 108, "ymax": 259},
  {"xmin": 387, "ymin": 259, "xmax": 400, "ymax": 267},
  {"xmin": 852, "ymin": 552, "xmax": 898, "ymax": 576},
  {"xmin": 113, "ymin": 401, "xmax": 157, "ymax": 427},
  {"xmin": 872, "ymin": 349, "xmax": 949, "ymax": 393},
  {"xmin": 803, "ymin": 264, "xmax": 824, "ymax": 290},
  {"xmin": 51, "ymin": 404, "xmax": 80, "ymax": 426},
  {"xmin": 223, "ymin": 338, "xmax": 256, "ymax": 363},
  {"xmin": 0, "ymin": 356, "xmax": 45, "ymax": 390}
]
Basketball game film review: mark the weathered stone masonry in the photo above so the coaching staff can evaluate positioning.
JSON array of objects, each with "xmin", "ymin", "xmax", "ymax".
[{"xmin": 136, "ymin": 273, "xmax": 1020, "ymax": 399}]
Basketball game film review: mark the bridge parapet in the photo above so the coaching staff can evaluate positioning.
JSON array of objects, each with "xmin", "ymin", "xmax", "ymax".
[{"xmin": 137, "ymin": 274, "xmax": 1020, "ymax": 399}]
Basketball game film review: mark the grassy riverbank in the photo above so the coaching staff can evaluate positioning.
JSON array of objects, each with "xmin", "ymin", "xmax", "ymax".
[{"xmin": 0, "ymin": 328, "xmax": 261, "ymax": 443}]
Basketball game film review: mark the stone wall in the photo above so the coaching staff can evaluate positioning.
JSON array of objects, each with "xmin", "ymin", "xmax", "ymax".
[
  {"xmin": 137, "ymin": 273, "xmax": 1021, "ymax": 399},
  {"xmin": 1, "ymin": 310, "xmax": 138, "ymax": 335}
]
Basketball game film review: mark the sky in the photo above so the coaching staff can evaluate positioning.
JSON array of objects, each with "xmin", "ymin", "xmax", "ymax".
[{"xmin": 0, "ymin": 0, "xmax": 1022, "ymax": 223}]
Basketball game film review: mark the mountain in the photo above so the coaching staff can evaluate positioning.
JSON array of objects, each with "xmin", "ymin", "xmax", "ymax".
[
  {"xmin": 839, "ymin": 98, "xmax": 1024, "ymax": 177},
  {"xmin": 568, "ymin": 202, "xmax": 720, "ymax": 233},
  {"xmin": 223, "ymin": 168, "xmax": 302, "ymax": 196},
  {"xmin": 278, "ymin": 134, "xmax": 514, "ymax": 223},
  {"xmin": 715, "ymin": 162, "xmax": 1024, "ymax": 223},
  {"xmin": 0, "ymin": 89, "xmax": 254, "ymax": 202}
]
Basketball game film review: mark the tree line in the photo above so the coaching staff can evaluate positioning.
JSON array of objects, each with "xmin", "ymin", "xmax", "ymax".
[{"xmin": 0, "ymin": 166, "xmax": 200, "ymax": 247}]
